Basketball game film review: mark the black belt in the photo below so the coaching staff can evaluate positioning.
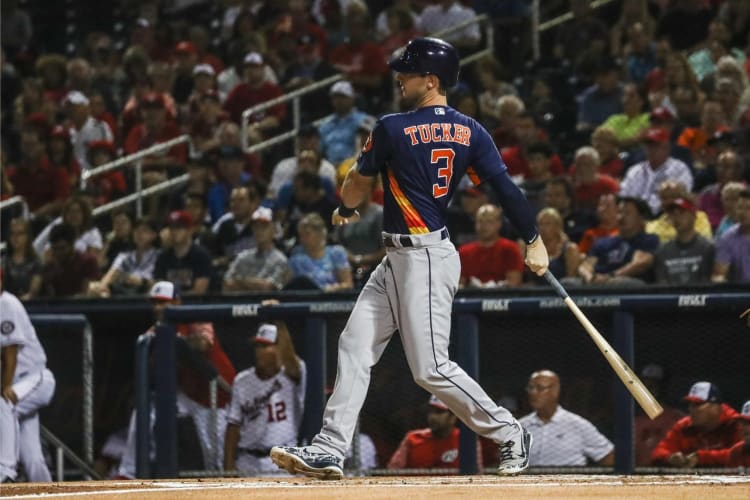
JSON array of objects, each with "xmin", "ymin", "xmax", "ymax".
[
  {"xmin": 238, "ymin": 448, "xmax": 271, "ymax": 457},
  {"xmin": 383, "ymin": 228, "xmax": 449, "ymax": 247}
]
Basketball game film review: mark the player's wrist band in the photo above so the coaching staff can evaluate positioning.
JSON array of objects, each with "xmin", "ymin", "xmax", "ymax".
[
  {"xmin": 337, "ymin": 204, "xmax": 357, "ymax": 217},
  {"xmin": 527, "ymin": 234, "xmax": 539, "ymax": 245}
]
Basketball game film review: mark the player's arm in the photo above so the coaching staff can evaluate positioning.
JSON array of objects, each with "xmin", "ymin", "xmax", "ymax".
[
  {"xmin": 333, "ymin": 165, "xmax": 376, "ymax": 225},
  {"xmin": 223, "ymin": 422, "xmax": 241, "ymax": 471},
  {"xmin": 1, "ymin": 344, "xmax": 19, "ymax": 404},
  {"xmin": 597, "ymin": 451, "xmax": 615, "ymax": 466},
  {"xmin": 275, "ymin": 320, "xmax": 302, "ymax": 383},
  {"xmin": 485, "ymin": 172, "xmax": 548, "ymax": 276}
]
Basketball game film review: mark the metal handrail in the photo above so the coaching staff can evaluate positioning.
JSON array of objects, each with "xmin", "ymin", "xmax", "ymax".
[
  {"xmin": 92, "ymin": 173, "xmax": 188, "ymax": 218},
  {"xmin": 532, "ymin": 0, "xmax": 618, "ymax": 59},
  {"xmin": 0, "ymin": 195, "xmax": 30, "ymax": 218},
  {"xmin": 81, "ymin": 135, "xmax": 191, "ymax": 185},
  {"xmin": 40, "ymin": 425, "xmax": 102, "ymax": 481},
  {"xmin": 81, "ymin": 134, "xmax": 190, "ymax": 218},
  {"xmin": 240, "ymin": 14, "xmax": 491, "ymax": 156}
]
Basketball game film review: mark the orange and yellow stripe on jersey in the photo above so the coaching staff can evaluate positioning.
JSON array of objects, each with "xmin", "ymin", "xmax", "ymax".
[{"xmin": 387, "ymin": 168, "xmax": 429, "ymax": 234}]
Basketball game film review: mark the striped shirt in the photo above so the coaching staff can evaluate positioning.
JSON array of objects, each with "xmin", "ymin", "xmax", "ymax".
[
  {"xmin": 619, "ymin": 157, "xmax": 693, "ymax": 214},
  {"xmin": 111, "ymin": 248, "xmax": 159, "ymax": 281},
  {"xmin": 224, "ymin": 247, "xmax": 289, "ymax": 290},
  {"xmin": 519, "ymin": 406, "xmax": 614, "ymax": 466}
]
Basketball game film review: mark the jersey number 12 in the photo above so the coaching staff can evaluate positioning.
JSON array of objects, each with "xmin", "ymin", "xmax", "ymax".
[
  {"xmin": 266, "ymin": 401, "xmax": 287, "ymax": 422},
  {"xmin": 431, "ymin": 148, "xmax": 455, "ymax": 198}
]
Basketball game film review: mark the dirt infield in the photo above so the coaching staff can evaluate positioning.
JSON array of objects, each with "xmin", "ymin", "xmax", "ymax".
[{"xmin": 2, "ymin": 475, "xmax": 749, "ymax": 499}]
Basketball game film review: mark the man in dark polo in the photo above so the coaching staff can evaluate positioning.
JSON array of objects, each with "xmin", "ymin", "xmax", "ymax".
[{"xmin": 154, "ymin": 210, "xmax": 212, "ymax": 295}]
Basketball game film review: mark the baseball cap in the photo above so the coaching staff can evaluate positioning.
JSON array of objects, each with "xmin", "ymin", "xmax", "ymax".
[
  {"xmin": 640, "ymin": 363, "xmax": 664, "ymax": 380},
  {"xmin": 175, "ymin": 41, "xmax": 197, "ymax": 55},
  {"xmin": 738, "ymin": 400, "xmax": 750, "ymax": 422},
  {"xmin": 167, "ymin": 210, "xmax": 193, "ymax": 228},
  {"xmin": 643, "ymin": 127, "xmax": 670, "ymax": 143},
  {"xmin": 650, "ymin": 106, "xmax": 675, "ymax": 123},
  {"xmin": 149, "ymin": 281, "xmax": 179, "ymax": 301},
  {"xmin": 330, "ymin": 81, "xmax": 354, "ymax": 98},
  {"xmin": 64, "ymin": 90, "xmax": 90, "ymax": 106},
  {"xmin": 88, "ymin": 140, "xmax": 115, "ymax": 155},
  {"xmin": 243, "ymin": 52, "xmax": 263, "ymax": 66},
  {"xmin": 192, "ymin": 63, "xmax": 215, "ymax": 76},
  {"xmin": 253, "ymin": 323, "xmax": 278, "ymax": 345},
  {"xmin": 665, "ymin": 197, "xmax": 696, "ymax": 213},
  {"xmin": 684, "ymin": 381, "xmax": 722, "ymax": 404},
  {"xmin": 428, "ymin": 395, "xmax": 450, "ymax": 411},
  {"xmin": 707, "ymin": 129, "xmax": 736, "ymax": 146},
  {"xmin": 251, "ymin": 206, "xmax": 273, "ymax": 223}
]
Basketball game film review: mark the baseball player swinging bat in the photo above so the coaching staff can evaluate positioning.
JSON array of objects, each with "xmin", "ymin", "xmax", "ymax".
[{"xmin": 543, "ymin": 271, "xmax": 664, "ymax": 420}]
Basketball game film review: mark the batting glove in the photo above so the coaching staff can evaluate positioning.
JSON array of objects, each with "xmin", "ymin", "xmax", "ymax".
[{"xmin": 525, "ymin": 236, "xmax": 549, "ymax": 276}]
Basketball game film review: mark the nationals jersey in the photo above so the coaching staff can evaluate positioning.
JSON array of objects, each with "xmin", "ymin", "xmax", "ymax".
[
  {"xmin": 0, "ymin": 291, "xmax": 46, "ymax": 382},
  {"xmin": 227, "ymin": 362, "xmax": 307, "ymax": 449},
  {"xmin": 358, "ymin": 105, "xmax": 507, "ymax": 234}
]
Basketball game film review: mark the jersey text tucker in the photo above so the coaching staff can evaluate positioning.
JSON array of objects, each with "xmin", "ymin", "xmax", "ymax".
[{"xmin": 403, "ymin": 123, "xmax": 471, "ymax": 146}]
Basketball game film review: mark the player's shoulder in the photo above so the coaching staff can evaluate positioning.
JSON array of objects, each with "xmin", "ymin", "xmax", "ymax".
[
  {"xmin": 234, "ymin": 367, "xmax": 258, "ymax": 383},
  {"xmin": 406, "ymin": 428, "xmax": 432, "ymax": 443},
  {"xmin": 0, "ymin": 291, "xmax": 25, "ymax": 313}
]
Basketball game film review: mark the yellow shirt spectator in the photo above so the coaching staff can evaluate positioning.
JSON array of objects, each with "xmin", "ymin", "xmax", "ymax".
[{"xmin": 646, "ymin": 210, "xmax": 713, "ymax": 244}]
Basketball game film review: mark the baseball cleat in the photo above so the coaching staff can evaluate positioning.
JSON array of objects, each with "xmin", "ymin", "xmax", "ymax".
[
  {"xmin": 496, "ymin": 427, "xmax": 532, "ymax": 475},
  {"xmin": 270, "ymin": 446, "xmax": 344, "ymax": 480}
]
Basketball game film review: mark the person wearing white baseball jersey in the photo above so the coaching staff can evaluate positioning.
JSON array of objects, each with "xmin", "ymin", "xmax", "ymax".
[
  {"xmin": 519, "ymin": 370, "xmax": 614, "ymax": 466},
  {"xmin": 270, "ymin": 37, "xmax": 549, "ymax": 479},
  {"xmin": 0, "ymin": 273, "xmax": 56, "ymax": 482},
  {"xmin": 224, "ymin": 321, "xmax": 306, "ymax": 475}
]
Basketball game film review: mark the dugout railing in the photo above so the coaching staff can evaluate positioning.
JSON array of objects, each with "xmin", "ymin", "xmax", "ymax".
[{"xmin": 135, "ymin": 291, "xmax": 750, "ymax": 478}]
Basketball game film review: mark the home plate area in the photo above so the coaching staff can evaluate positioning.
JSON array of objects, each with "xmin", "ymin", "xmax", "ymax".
[{"xmin": 2, "ymin": 475, "xmax": 749, "ymax": 499}]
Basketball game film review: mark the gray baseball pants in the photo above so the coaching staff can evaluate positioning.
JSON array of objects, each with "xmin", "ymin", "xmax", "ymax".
[{"xmin": 312, "ymin": 229, "xmax": 520, "ymax": 460}]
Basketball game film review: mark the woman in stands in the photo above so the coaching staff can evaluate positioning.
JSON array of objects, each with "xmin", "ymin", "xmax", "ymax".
[
  {"xmin": 33, "ymin": 195, "xmax": 103, "ymax": 262},
  {"xmin": 1, "ymin": 217, "xmax": 43, "ymax": 300}
]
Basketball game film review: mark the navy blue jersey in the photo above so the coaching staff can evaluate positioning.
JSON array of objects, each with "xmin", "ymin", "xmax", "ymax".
[{"xmin": 357, "ymin": 105, "xmax": 507, "ymax": 234}]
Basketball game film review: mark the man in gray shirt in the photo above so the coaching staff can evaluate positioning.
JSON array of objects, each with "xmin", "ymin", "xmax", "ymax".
[
  {"xmin": 654, "ymin": 198, "xmax": 714, "ymax": 285},
  {"xmin": 223, "ymin": 207, "xmax": 290, "ymax": 292}
]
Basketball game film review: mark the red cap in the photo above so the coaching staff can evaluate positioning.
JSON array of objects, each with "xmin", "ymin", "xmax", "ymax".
[
  {"xmin": 142, "ymin": 92, "xmax": 165, "ymax": 108},
  {"xmin": 643, "ymin": 127, "xmax": 670, "ymax": 143},
  {"xmin": 666, "ymin": 197, "xmax": 696, "ymax": 213},
  {"xmin": 645, "ymin": 68, "xmax": 665, "ymax": 92},
  {"xmin": 167, "ymin": 210, "xmax": 193, "ymax": 228},
  {"xmin": 175, "ymin": 41, "xmax": 197, "ymax": 55},
  {"xmin": 50, "ymin": 125, "xmax": 69, "ymax": 139},
  {"xmin": 650, "ymin": 106, "xmax": 675, "ymax": 123},
  {"xmin": 88, "ymin": 140, "xmax": 115, "ymax": 154}
]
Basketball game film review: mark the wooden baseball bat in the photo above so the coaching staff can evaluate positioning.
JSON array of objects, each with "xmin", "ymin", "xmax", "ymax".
[{"xmin": 543, "ymin": 271, "xmax": 664, "ymax": 420}]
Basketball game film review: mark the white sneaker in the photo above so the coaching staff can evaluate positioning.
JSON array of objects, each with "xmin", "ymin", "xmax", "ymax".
[
  {"xmin": 496, "ymin": 427, "xmax": 532, "ymax": 475},
  {"xmin": 270, "ymin": 446, "xmax": 344, "ymax": 480}
]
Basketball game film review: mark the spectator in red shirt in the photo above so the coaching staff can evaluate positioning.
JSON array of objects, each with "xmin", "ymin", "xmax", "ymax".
[
  {"xmin": 190, "ymin": 90, "xmax": 230, "ymax": 156},
  {"xmin": 728, "ymin": 400, "xmax": 750, "ymax": 467},
  {"xmin": 172, "ymin": 41, "xmax": 200, "ymax": 105},
  {"xmin": 571, "ymin": 146, "xmax": 620, "ymax": 213},
  {"xmin": 41, "ymin": 223, "xmax": 100, "ymax": 297},
  {"xmin": 124, "ymin": 92, "xmax": 188, "ymax": 185},
  {"xmin": 499, "ymin": 112, "xmax": 565, "ymax": 179},
  {"xmin": 8, "ymin": 127, "xmax": 70, "ymax": 217},
  {"xmin": 490, "ymin": 95, "xmax": 525, "ymax": 149},
  {"xmin": 387, "ymin": 395, "xmax": 482, "ymax": 470},
  {"xmin": 651, "ymin": 381, "xmax": 741, "ymax": 467},
  {"xmin": 327, "ymin": 14, "xmax": 389, "ymax": 111},
  {"xmin": 589, "ymin": 126, "xmax": 625, "ymax": 179},
  {"xmin": 223, "ymin": 52, "xmax": 286, "ymax": 142},
  {"xmin": 578, "ymin": 193, "xmax": 620, "ymax": 254},
  {"xmin": 458, "ymin": 204, "xmax": 524, "ymax": 288},
  {"xmin": 186, "ymin": 64, "xmax": 217, "ymax": 120}
]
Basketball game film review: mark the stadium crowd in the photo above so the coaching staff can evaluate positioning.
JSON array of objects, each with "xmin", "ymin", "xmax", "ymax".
[{"xmin": 2, "ymin": 0, "xmax": 750, "ymax": 299}]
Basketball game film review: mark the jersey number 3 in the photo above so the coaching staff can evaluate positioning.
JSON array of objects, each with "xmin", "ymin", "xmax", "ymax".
[
  {"xmin": 266, "ymin": 401, "xmax": 287, "ymax": 422},
  {"xmin": 431, "ymin": 148, "xmax": 455, "ymax": 198}
]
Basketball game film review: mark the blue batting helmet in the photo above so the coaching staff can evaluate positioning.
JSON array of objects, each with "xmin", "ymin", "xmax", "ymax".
[{"xmin": 388, "ymin": 37, "xmax": 460, "ymax": 88}]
